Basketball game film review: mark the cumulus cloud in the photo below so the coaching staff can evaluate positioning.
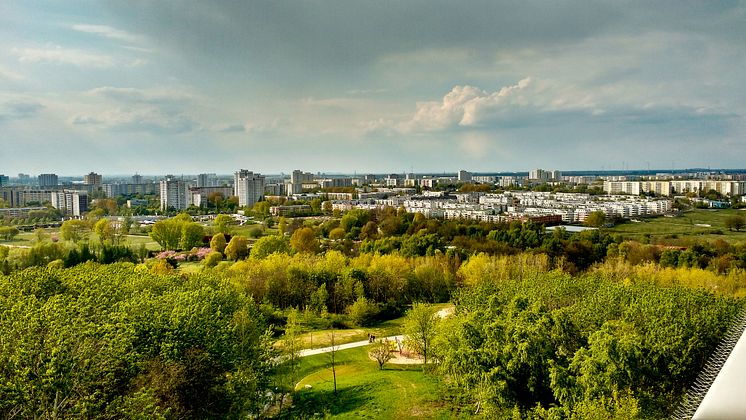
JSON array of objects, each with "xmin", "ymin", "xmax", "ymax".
[
  {"xmin": 13, "ymin": 45, "xmax": 116, "ymax": 68},
  {"xmin": 402, "ymin": 77, "xmax": 535, "ymax": 131}
]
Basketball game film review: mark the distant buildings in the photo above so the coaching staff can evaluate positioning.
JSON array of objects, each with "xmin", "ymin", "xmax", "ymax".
[
  {"xmin": 287, "ymin": 170, "xmax": 314, "ymax": 195},
  {"xmin": 38, "ymin": 173, "xmax": 58, "ymax": 187},
  {"xmin": 83, "ymin": 172, "xmax": 102, "ymax": 187},
  {"xmin": 458, "ymin": 170, "xmax": 472, "ymax": 183},
  {"xmin": 132, "ymin": 174, "xmax": 143, "ymax": 184},
  {"xmin": 189, "ymin": 186, "xmax": 233, "ymax": 207},
  {"xmin": 234, "ymin": 170, "xmax": 265, "ymax": 207},
  {"xmin": 51, "ymin": 190, "xmax": 89, "ymax": 217},
  {"xmin": 603, "ymin": 180, "xmax": 746, "ymax": 197},
  {"xmin": 197, "ymin": 173, "xmax": 218, "ymax": 187},
  {"xmin": 159, "ymin": 176, "xmax": 190, "ymax": 211},
  {"xmin": 529, "ymin": 169, "xmax": 562, "ymax": 182},
  {"xmin": 0, "ymin": 175, "xmax": 8, "ymax": 187}
]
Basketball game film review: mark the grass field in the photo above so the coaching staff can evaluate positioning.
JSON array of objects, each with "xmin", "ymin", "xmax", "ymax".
[
  {"xmin": 608, "ymin": 208, "xmax": 746, "ymax": 244},
  {"xmin": 0, "ymin": 229, "xmax": 162, "ymax": 250},
  {"xmin": 281, "ymin": 346, "xmax": 461, "ymax": 419}
]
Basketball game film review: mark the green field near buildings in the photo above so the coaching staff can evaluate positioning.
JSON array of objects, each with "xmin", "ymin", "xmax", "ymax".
[{"xmin": 607, "ymin": 208, "xmax": 746, "ymax": 244}]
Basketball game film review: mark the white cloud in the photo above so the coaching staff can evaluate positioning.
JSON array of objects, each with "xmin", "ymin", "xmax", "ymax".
[
  {"xmin": 70, "ymin": 24, "xmax": 143, "ymax": 44},
  {"xmin": 13, "ymin": 45, "xmax": 116, "ymax": 68},
  {"xmin": 404, "ymin": 77, "xmax": 534, "ymax": 131}
]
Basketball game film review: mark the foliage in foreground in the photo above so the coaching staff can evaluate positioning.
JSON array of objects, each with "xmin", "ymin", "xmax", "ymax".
[
  {"xmin": 435, "ymin": 269, "xmax": 743, "ymax": 418},
  {"xmin": 0, "ymin": 263, "xmax": 272, "ymax": 419}
]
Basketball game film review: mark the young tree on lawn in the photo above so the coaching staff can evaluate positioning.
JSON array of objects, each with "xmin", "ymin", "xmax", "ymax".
[
  {"xmin": 404, "ymin": 303, "xmax": 439, "ymax": 365},
  {"xmin": 370, "ymin": 339, "xmax": 394, "ymax": 370}
]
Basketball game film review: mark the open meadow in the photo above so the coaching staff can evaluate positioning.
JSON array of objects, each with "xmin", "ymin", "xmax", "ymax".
[{"xmin": 608, "ymin": 208, "xmax": 746, "ymax": 244}]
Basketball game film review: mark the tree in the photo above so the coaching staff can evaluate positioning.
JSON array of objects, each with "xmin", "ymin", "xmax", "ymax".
[
  {"xmin": 94, "ymin": 218, "xmax": 115, "ymax": 244},
  {"xmin": 328, "ymin": 329, "xmax": 339, "ymax": 394},
  {"xmin": 180, "ymin": 222, "xmax": 205, "ymax": 250},
  {"xmin": 252, "ymin": 201, "xmax": 270, "ymax": 219},
  {"xmin": 214, "ymin": 214, "xmax": 234, "ymax": 235},
  {"xmin": 60, "ymin": 219, "xmax": 88, "ymax": 243},
  {"xmin": 404, "ymin": 303, "xmax": 439, "ymax": 365},
  {"xmin": 0, "ymin": 226, "xmax": 20, "ymax": 241},
  {"xmin": 150, "ymin": 219, "xmax": 182, "ymax": 250},
  {"xmin": 361, "ymin": 221, "xmax": 379, "ymax": 240},
  {"xmin": 310, "ymin": 284, "xmax": 328, "ymax": 313},
  {"xmin": 369, "ymin": 339, "xmax": 394, "ymax": 370},
  {"xmin": 225, "ymin": 235, "xmax": 250, "ymax": 261},
  {"xmin": 724, "ymin": 215, "xmax": 745, "ymax": 231},
  {"xmin": 328, "ymin": 227, "xmax": 346, "ymax": 241},
  {"xmin": 290, "ymin": 227, "xmax": 318, "ymax": 254},
  {"xmin": 210, "ymin": 233, "xmax": 227, "ymax": 254},
  {"xmin": 585, "ymin": 211, "xmax": 607, "ymax": 228},
  {"xmin": 251, "ymin": 235, "xmax": 290, "ymax": 259}
]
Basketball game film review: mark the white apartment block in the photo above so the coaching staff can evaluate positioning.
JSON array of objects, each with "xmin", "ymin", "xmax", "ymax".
[
  {"xmin": 234, "ymin": 169, "xmax": 265, "ymax": 207},
  {"xmin": 51, "ymin": 190, "xmax": 89, "ymax": 217},
  {"xmin": 160, "ymin": 176, "xmax": 190, "ymax": 211}
]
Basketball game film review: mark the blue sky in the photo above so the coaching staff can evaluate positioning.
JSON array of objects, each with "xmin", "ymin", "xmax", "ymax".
[{"xmin": 1, "ymin": 1, "xmax": 745, "ymax": 175}]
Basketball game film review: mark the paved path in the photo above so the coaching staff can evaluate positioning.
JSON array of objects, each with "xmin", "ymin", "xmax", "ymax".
[{"xmin": 298, "ymin": 335, "xmax": 404, "ymax": 357}]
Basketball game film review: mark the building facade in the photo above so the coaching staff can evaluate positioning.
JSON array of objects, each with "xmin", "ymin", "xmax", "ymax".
[
  {"xmin": 234, "ymin": 170, "xmax": 265, "ymax": 207},
  {"xmin": 38, "ymin": 173, "xmax": 58, "ymax": 187},
  {"xmin": 159, "ymin": 176, "xmax": 190, "ymax": 211},
  {"xmin": 51, "ymin": 190, "xmax": 89, "ymax": 217}
]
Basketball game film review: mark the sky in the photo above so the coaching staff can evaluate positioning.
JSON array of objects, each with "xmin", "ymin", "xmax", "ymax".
[{"xmin": 1, "ymin": 1, "xmax": 745, "ymax": 176}]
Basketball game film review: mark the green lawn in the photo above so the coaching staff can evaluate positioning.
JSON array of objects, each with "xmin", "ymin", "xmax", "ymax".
[
  {"xmin": 607, "ymin": 208, "xmax": 746, "ymax": 244},
  {"xmin": 280, "ymin": 346, "xmax": 460, "ymax": 419}
]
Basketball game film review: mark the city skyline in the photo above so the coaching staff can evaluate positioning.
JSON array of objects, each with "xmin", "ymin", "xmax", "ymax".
[{"xmin": 1, "ymin": 2, "xmax": 746, "ymax": 174}]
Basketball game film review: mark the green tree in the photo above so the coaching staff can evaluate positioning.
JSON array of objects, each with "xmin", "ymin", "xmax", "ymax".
[
  {"xmin": 310, "ymin": 283, "xmax": 329, "ymax": 313},
  {"xmin": 225, "ymin": 235, "xmax": 250, "ymax": 261},
  {"xmin": 149, "ymin": 219, "xmax": 182, "ymax": 250},
  {"xmin": 369, "ymin": 339, "xmax": 394, "ymax": 370},
  {"xmin": 290, "ymin": 227, "xmax": 319, "ymax": 254},
  {"xmin": 0, "ymin": 226, "xmax": 20, "ymax": 241},
  {"xmin": 328, "ymin": 227, "xmax": 346, "ymax": 241},
  {"xmin": 180, "ymin": 222, "xmax": 205, "ymax": 250},
  {"xmin": 584, "ymin": 211, "xmax": 607, "ymax": 228},
  {"xmin": 60, "ymin": 219, "xmax": 89, "ymax": 243},
  {"xmin": 346, "ymin": 296, "xmax": 380, "ymax": 327},
  {"xmin": 252, "ymin": 201, "xmax": 270, "ymax": 219},
  {"xmin": 210, "ymin": 232, "xmax": 227, "ymax": 254},
  {"xmin": 404, "ymin": 302, "xmax": 439, "ymax": 365},
  {"xmin": 214, "ymin": 214, "xmax": 234, "ymax": 235},
  {"xmin": 251, "ymin": 235, "xmax": 290, "ymax": 259},
  {"xmin": 94, "ymin": 218, "xmax": 115, "ymax": 244}
]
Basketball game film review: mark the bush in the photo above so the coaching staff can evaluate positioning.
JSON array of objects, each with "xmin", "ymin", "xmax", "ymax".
[
  {"xmin": 202, "ymin": 251, "xmax": 223, "ymax": 268},
  {"xmin": 346, "ymin": 297, "xmax": 380, "ymax": 327}
]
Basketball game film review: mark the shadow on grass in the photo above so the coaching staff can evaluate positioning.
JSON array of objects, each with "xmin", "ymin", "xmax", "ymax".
[{"xmin": 279, "ymin": 384, "xmax": 374, "ymax": 418}]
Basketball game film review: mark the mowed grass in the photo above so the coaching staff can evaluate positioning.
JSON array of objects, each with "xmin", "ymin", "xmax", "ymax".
[
  {"xmin": 282, "ymin": 346, "xmax": 460, "ymax": 419},
  {"xmin": 608, "ymin": 208, "xmax": 746, "ymax": 244},
  {"xmin": 0, "ymin": 228, "xmax": 161, "ymax": 250}
]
